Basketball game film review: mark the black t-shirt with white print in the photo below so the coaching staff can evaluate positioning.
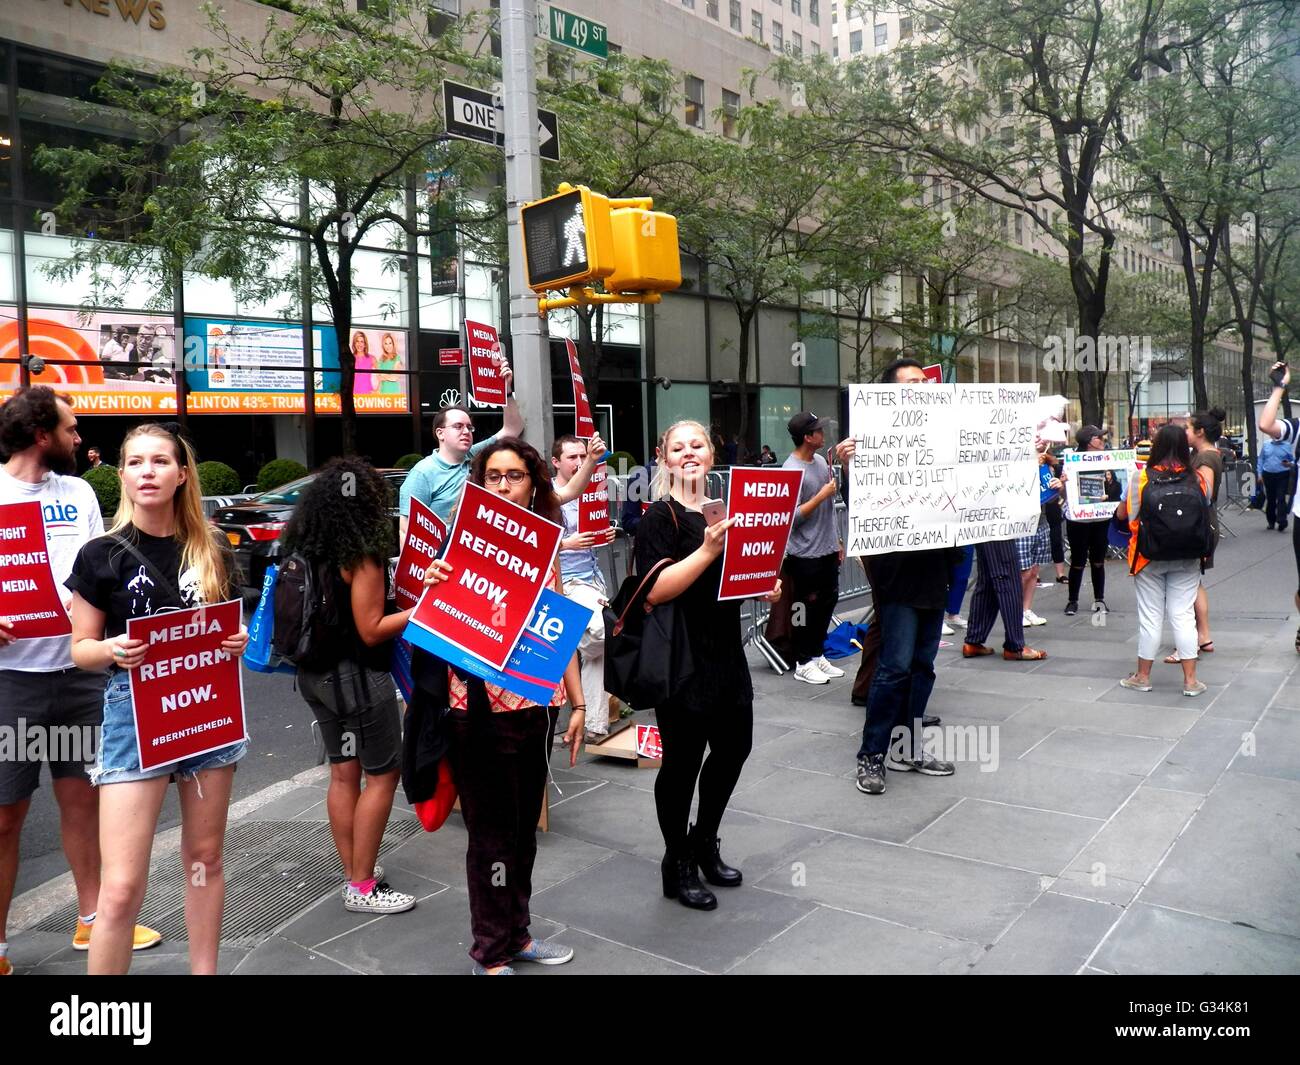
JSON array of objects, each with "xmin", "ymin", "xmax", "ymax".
[{"xmin": 68, "ymin": 526, "xmax": 229, "ymax": 638}]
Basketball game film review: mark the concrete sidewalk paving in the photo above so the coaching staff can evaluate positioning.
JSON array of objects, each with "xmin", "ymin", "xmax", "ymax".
[{"xmin": 9, "ymin": 516, "xmax": 1300, "ymax": 974}]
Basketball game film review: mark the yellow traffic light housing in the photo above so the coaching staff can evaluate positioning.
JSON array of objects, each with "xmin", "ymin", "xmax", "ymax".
[
  {"xmin": 606, "ymin": 207, "xmax": 682, "ymax": 295},
  {"xmin": 521, "ymin": 183, "xmax": 615, "ymax": 291}
]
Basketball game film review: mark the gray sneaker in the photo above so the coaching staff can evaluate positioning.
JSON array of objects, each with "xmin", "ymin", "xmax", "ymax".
[
  {"xmin": 512, "ymin": 938, "xmax": 575, "ymax": 965},
  {"xmin": 855, "ymin": 754, "xmax": 887, "ymax": 795},
  {"xmin": 471, "ymin": 962, "xmax": 516, "ymax": 975},
  {"xmin": 888, "ymin": 753, "xmax": 955, "ymax": 776}
]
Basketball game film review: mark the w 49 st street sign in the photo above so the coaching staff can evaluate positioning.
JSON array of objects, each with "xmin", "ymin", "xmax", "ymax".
[
  {"xmin": 442, "ymin": 80, "xmax": 560, "ymax": 162},
  {"xmin": 538, "ymin": 4, "xmax": 608, "ymax": 60}
]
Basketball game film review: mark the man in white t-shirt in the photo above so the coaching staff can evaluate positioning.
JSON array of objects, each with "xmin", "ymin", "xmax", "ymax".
[
  {"xmin": 0, "ymin": 388, "xmax": 159, "ymax": 974},
  {"xmin": 1259, "ymin": 362, "xmax": 1300, "ymax": 654}
]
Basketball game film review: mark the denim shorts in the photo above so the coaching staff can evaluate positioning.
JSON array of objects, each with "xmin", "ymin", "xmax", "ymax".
[{"xmin": 91, "ymin": 669, "xmax": 247, "ymax": 786}]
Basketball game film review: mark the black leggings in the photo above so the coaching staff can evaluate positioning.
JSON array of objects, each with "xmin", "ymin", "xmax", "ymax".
[
  {"xmin": 1045, "ymin": 500, "xmax": 1066, "ymax": 566},
  {"xmin": 653, "ymin": 696, "xmax": 753, "ymax": 856},
  {"xmin": 1066, "ymin": 520, "xmax": 1110, "ymax": 603}
]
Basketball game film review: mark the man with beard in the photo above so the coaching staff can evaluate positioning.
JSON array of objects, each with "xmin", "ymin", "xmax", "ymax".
[{"xmin": 0, "ymin": 387, "xmax": 160, "ymax": 975}]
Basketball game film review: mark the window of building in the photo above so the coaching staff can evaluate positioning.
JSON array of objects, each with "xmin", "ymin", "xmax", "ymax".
[
  {"xmin": 791, "ymin": 0, "xmax": 802, "ymax": 15},
  {"xmin": 427, "ymin": 0, "xmax": 459, "ymax": 36},
  {"xmin": 1014, "ymin": 213, "xmax": 1023, "ymax": 244},
  {"xmin": 832, "ymin": 38, "xmax": 838, "ymax": 58},
  {"xmin": 707, "ymin": 0, "xmax": 719, "ymax": 18},
  {"xmin": 773, "ymin": 21, "xmax": 783, "ymax": 51},
  {"xmin": 811, "ymin": 40, "xmax": 820, "ymax": 55},
  {"xmin": 1000, "ymin": 91, "xmax": 1013, "ymax": 115},
  {"xmin": 792, "ymin": 31, "xmax": 802, "ymax": 55},
  {"xmin": 730, "ymin": 1, "xmax": 742, "ymax": 31},
  {"xmin": 681, "ymin": 0, "xmax": 695, "ymax": 10},
  {"xmin": 810, "ymin": 0, "xmax": 819, "ymax": 26},
  {"xmin": 685, "ymin": 75, "xmax": 705, "ymax": 128},
  {"xmin": 752, "ymin": 10, "xmax": 764, "ymax": 41},
  {"xmin": 874, "ymin": 23, "xmax": 887, "ymax": 46},
  {"xmin": 850, "ymin": 29, "xmax": 862, "ymax": 53},
  {"xmin": 1000, "ymin": 125, "xmax": 1014, "ymax": 146},
  {"xmin": 722, "ymin": 88, "xmax": 741, "ymax": 138},
  {"xmin": 899, "ymin": 15, "xmax": 912, "ymax": 39}
]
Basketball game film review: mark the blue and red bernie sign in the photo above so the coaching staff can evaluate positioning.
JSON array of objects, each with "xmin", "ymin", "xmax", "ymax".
[{"xmin": 404, "ymin": 587, "xmax": 591, "ymax": 705}]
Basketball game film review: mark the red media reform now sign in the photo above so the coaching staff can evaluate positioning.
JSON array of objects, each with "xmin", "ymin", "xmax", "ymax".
[
  {"xmin": 407, "ymin": 482, "xmax": 562, "ymax": 671},
  {"xmin": 717, "ymin": 467, "xmax": 803, "ymax": 601},
  {"xmin": 393, "ymin": 499, "xmax": 448, "ymax": 611},
  {"xmin": 128, "ymin": 600, "xmax": 247, "ymax": 772},
  {"xmin": 465, "ymin": 319, "xmax": 507, "ymax": 406},
  {"xmin": 0, "ymin": 501, "xmax": 72, "ymax": 640},
  {"xmin": 577, "ymin": 461, "xmax": 611, "ymax": 536},
  {"xmin": 565, "ymin": 338, "xmax": 595, "ymax": 438}
]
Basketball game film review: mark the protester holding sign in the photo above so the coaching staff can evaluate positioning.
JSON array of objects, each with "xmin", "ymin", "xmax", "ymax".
[
  {"xmin": 420, "ymin": 438, "xmax": 585, "ymax": 975},
  {"xmin": 0, "ymin": 388, "xmax": 158, "ymax": 977},
  {"xmin": 280, "ymin": 458, "xmax": 417, "ymax": 916},
  {"xmin": 68, "ymin": 423, "xmax": 247, "ymax": 974},
  {"xmin": 854, "ymin": 361, "xmax": 962, "ymax": 798},
  {"xmin": 552, "ymin": 435, "xmax": 615, "ymax": 737},
  {"xmin": 635, "ymin": 420, "xmax": 782, "ymax": 912},
  {"xmin": 1063, "ymin": 427, "xmax": 1116, "ymax": 617}
]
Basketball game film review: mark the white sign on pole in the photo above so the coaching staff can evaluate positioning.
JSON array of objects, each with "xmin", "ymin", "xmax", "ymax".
[
  {"xmin": 846, "ymin": 383, "xmax": 1042, "ymax": 555},
  {"xmin": 952, "ymin": 384, "xmax": 1041, "ymax": 546},
  {"xmin": 1063, "ymin": 448, "xmax": 1137, "ymax": 522}
]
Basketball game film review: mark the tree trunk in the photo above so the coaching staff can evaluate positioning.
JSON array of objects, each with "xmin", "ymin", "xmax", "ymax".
[
  {"xmin": 737, "ymin": 308, "xmax": 753, "ymax": 454},
  {"xmin": 1067, "ymin": 232, "xmax": 1108, "ymax": 427},
  {"xmin": 335, "ymin": 256, "xmax": 357, "ymax": 457}
]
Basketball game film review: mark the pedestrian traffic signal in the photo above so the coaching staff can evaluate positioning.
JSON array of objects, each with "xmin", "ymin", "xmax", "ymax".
[
  {"xmin": 606, "ymin": 207, "xmax": 682, "ymax": 296},
  {"xmin": 521, "ymin": 184, "xmax": 615, "ymax": 290}
]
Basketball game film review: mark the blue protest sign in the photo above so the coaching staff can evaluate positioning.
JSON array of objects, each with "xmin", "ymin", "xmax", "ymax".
[{"xmin": 401, "ymin": 588, "xmax": 591, "ymax": 704}]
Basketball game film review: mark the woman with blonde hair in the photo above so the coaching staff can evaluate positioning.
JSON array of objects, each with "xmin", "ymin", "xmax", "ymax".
[
  {"xmin": 638, "ymin": 420, "xmax": 781, "ymax": 911},
  {"xmin": 68, "ymin": 423, "xmax": 248, "ymax": 974},
  {"xmin": 377, "ymin": 332, "xmax": 403, "ymax": 397}
]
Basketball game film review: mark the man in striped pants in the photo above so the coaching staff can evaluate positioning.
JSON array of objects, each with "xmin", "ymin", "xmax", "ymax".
[{"xmin": 962, "ymin": 539, "xmax": 1048, "ymax": 661}]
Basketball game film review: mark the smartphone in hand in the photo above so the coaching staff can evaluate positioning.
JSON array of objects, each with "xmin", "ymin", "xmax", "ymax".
[{"xmin": 702, "ymin": 499, "xmax": 726, "ymax": 526}]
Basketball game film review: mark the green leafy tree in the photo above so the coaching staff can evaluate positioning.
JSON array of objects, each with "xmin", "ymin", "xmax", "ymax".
[{"xmin": 36, "ymin": 0, "xmax": 498, "ymax": 457}]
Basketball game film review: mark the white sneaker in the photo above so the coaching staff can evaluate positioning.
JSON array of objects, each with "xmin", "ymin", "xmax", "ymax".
[
  {"xmin": 339, "ymin": 863, "xmax": 384, "ymax": 898},
  {"xmin": 946, "ymin": 615, "xmax": 967, "ymax": 628},
  {"xmin": 812, "ymin": 655, "xmax": 845, "ymax": 678},
  {"xmin": 793, "ymin": 661, "xmax": 830, "ymax": 685},
  {"xmin": 343, "ymin": 881, "xmax": 416, "ymax": 914},
  {"xmin": 941, "ymin": 621, "xmax": 955, "ymax": 635},
  {"xmin": 1023, "ymin": 609, "xmax": 1047, "ymax": 627}
]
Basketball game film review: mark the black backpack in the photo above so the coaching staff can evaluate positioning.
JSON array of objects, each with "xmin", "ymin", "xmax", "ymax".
[
  {"xmin": 1135, "ymin": 468, "xmax": 1212, "ymax": 566},
  {"xmin": 272, "ymin": 553, "xmax": 342, "ymax": 668}
]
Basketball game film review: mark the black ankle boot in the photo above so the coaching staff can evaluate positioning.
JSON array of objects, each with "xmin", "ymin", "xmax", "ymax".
[
  {"xmin": 660, "ymin": 851, "xmax": 717, "ymax": 910},
  {"xmin": 690, "ymin": 823, "xmax": 742, "ymax": 887}
]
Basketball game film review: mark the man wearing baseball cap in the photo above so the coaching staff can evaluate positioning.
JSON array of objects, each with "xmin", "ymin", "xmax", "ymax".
[
  {"xmin": 780, "ymin": 412, "xmax": 853, "ymax": 686},
  {"xmin": 1076, "ymin": 425, "xmax": 1108, "ymax": 450}
]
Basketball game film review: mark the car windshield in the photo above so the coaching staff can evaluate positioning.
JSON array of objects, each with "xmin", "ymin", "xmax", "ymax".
[{"xmin": 251, "ymin": 474, "xmax": 315, "ymax": 506}]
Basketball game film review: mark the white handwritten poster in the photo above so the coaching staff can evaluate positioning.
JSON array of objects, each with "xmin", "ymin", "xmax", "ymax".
[{"xmin": 847, "ymin": 383, "xmax": 1040, "ymax": 556}]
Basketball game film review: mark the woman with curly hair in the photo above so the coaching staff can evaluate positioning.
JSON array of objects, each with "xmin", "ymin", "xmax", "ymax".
[
  {"xmin": 280, "ymin": 458, "xmax": 417, "ymax": 915},
  {"xmin": 422, "ymin": 437, "xmax": 586, "ymax": 975}
]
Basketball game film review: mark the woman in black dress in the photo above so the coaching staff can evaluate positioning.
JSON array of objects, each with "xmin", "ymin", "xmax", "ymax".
[{"xmin": 635, "ymin": 420, "xmax": 781, "ymax": 911}]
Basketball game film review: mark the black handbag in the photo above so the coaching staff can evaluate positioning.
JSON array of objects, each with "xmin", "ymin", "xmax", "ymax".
[{"xmin": 603, "ymin": 506, "xmax": 695, "ymax": 708}]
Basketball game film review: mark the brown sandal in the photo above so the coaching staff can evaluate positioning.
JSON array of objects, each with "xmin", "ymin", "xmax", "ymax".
[
  {"xmin": 962, "ymin": 643, "xmax": 995, "ymax": 658},
  {"xmin": 1003, "ymin": 647, "xmax": 1048, "ymax": 661}
]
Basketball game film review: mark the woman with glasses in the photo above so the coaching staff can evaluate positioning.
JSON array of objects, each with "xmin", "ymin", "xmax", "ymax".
[{"xmin": 422, "ymin": 438, "xmax": 586, "ymax": 975}]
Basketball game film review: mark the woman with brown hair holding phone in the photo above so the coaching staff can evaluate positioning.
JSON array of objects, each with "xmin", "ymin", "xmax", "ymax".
[
  {"xmin": 422, "ymin": 437, "xmax": 586, "ymax": 975},
  {"xmin": 635, "ymin": 420, "xmax": 782, "ymax": 912}
]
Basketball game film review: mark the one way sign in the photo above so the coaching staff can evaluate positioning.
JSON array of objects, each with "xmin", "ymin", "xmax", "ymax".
[{"xmin": 442, "ymin": 79, "xmax": 561, "ymax": 162}]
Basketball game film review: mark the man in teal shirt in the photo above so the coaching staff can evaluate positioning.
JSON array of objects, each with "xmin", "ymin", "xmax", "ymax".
[{"xmin": 399, "ymin": 363, "xmax": 605, "ymax": 539}]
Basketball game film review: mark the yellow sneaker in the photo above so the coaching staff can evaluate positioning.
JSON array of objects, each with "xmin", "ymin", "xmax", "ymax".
[
  {"xmin": 71, "ymin": 919, "xmax": 163, "ymax": 951},
  {"xmin": 0, "ymin": 955, "xmax": 12, "ymax": 976}
]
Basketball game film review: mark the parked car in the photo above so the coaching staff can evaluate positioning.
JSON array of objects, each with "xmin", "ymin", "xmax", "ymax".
[{"xmin": 210, "ymin": 469, "xmax": 407, "ymax": 590}]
